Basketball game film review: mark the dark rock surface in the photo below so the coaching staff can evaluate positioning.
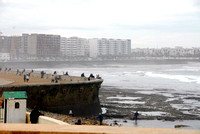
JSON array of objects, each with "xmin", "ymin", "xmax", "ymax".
[{"xmin": 99, "ymin": 86, "xmax": 200, "ymax": 121}]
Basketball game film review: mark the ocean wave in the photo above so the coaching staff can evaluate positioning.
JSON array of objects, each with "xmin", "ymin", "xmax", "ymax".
[
  {"xmin": 145, "ymin": 72, "xmax": 200, "ymax": 84},
  {"xmin": 165, "ymin": 66, "xmax": 200, "ymax": 72}
]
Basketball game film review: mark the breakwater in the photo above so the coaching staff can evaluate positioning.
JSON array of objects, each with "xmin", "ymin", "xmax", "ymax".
[{"xmin": 0, "ymin": 71, "xmax": 103, "ymax": 116}]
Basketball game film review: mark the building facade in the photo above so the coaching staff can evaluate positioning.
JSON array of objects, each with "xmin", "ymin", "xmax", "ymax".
[
  {"xmin": 0, "ymin": 36, "xmax": 11, "ymax": 53},
  {"xmin": 27, "ymin": 34, "xmax": 60, "ymax": 59},
  {"xmin": 88, "ymin": 38, "xmax": 131, "ymax": 58},
  {"xmin": 60, "ymin": 37, "xmax": 88, "ymax": 59},
  {"xmin": 0, "ymin": 53, "xmax": 10, "ymax": 61}
]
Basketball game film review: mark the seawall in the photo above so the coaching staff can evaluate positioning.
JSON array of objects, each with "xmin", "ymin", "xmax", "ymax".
[{"xmin": 0, "ymin": 71, "xmax": 103, "ymax": 116}]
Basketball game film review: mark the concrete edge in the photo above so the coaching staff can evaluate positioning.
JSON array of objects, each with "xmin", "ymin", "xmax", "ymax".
[
  {"xmin": 26, "ymin": 112, "xmax": 69, "ymax": 125},
  {"xmin": 0, "ymin": 124, "xmax": 200, "ymax": 134}
]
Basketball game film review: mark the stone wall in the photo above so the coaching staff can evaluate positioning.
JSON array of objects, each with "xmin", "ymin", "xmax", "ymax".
[{"xmin": 0, "ymin": 80, "xmax": 103, "ymax": 116}]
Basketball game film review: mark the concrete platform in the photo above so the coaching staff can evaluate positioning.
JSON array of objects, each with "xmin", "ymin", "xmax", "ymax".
[
  {"xmin": 0, "ymin": 78, "xmax": 14, "ymax": 85},
  {"xmin": 0, "ymin": 124, "xmax": 199, "ymax": 134}
]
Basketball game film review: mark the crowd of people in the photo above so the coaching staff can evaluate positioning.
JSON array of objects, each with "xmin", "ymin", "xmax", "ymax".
[{"xmin": 1, "ymin": 67, "xmax": 102, "ymax": 85}]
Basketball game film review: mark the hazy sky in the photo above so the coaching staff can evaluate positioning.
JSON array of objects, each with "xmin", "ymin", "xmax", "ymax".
[{"xmin": 0, "ymin": 0, "xmax": 200, "ymax": 48}]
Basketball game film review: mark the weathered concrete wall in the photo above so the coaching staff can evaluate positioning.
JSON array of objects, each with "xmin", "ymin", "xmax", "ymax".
[{"xmin": 0, "ymin": 80, "xmax": 103, "ymax": 116}]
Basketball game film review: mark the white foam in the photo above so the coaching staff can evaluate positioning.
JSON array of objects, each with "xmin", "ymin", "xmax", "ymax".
[
  {"xmin": 145, "ymin": 72, "xmax": 200, "ymax": 84},
  {"xmin": 141, "ymin": 111, "xmax": 170, "ymax": 116},
  {"xmin": 107, "ymin": 96, "xmax": 141, "ymax": 100},
  {"xmin": 101, "ymin": 107, "xmax": 107, "ymax": 114},
  {"xmin": 111, "ymin": 101, "xmax": 145, "ymax": 105}
]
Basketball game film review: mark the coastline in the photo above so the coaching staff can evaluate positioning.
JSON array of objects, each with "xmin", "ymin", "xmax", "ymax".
[
  {"xmin": 99, "ymin": 86, "xmax": 200, "ymax": 120},
  {"xmin": 0, "ymin": 58, "xmax": 200, "ymax": 69}
]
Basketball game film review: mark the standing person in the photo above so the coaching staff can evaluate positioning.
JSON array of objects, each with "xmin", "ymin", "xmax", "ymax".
[
  {"xmin": 24, "ymin": 74, "xmax": 26, "ymax": 82},
  {"xmin": 51, "ymin": 75, "xmax": 55, "ymax": 83},
  {"xmin": 30, "ymin": 106, "xmax": 44, "ymax": 124},
  {"xmin": 65, "ymin": 72, "xmax": 69, "ymax": 76},
  {"xmin": 97, "ymin": 113, "xmax": 103, "ymax": 125},
  {"xmin": 26, "ymin": 74, "xmax": 29, "ymax": 82},
  {"xmin": 81, "ymin": 73, "xmax": 85, "ymax": 77},
  {"xmin": 54, "ymin": 71, "xmax": 57, "ymax": 75},
  {"xmin": 134, "ymin": 111, "xmax": 139, "ymax": 121},
  {"xmin": 16, "ymin": 69, "xmax": 19, "ymax": 75}
]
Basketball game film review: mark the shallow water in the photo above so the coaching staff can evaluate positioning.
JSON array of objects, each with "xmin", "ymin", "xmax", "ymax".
[{"xmin": 104, "ymin": 119, "xmax": 200, "ymax": 129}]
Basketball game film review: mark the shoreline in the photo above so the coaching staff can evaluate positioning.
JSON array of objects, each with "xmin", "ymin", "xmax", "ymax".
[
  {"xmin": 99, "ymin": 86, "xmax": 200, "ymax": 121},
  {"xmin": 0, "ymin": 59, "xmax": 200, "ymax": 69}
]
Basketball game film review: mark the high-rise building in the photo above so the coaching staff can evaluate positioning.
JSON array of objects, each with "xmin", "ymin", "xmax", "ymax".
[
  {"xmin": 88, "ymin": 38, "xmax": 131, "ymax": 58},
  {"xmin": 60, "ymin": 37, "xmax": 88, "ymax": 58},
  {"xmin": 27, "ymin": 34, "xmax": 60, "ymax": 59},
  {"xmin": 19, "ymin": 34, "xmax": 29, "ymax": 58},
  {"xmin": 0, "ymin": 36, "xmax": 11, "ymax": 53},
  {"xmin": 10, "ymin": 36, "xmax": 22, "ymax": 59}
]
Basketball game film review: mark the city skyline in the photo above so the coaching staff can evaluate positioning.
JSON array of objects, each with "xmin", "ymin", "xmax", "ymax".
[{"xmin": 0, "ymin": 0, "xmax": 200, "ymax": 48}]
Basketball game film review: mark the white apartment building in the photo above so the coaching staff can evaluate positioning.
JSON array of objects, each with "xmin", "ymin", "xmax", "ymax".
[
  {"xmin": 60, "ymin": 37, "xmax": 88, "ymax": 58},
  {"xmin": 88, "ymin": 38, "xmax": 131, "ymax": 58},
  {"xmin": 0, "ymin": 53, "xmax": 10, "ymax": 61}
]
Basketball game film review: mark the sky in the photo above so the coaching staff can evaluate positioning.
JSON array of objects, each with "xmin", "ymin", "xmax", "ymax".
[{"xmin": 0, "ymin": 0, "xmax": 200, "ymax": 48}]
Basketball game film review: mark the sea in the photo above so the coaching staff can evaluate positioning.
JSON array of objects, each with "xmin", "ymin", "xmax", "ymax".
[
  {"xmin": 31, "ymin": 62, "xmax": 200, "ymax": 92},
  {"xmin": 1, "ymin": 61, "xmax": 200, "ymax": 129}
]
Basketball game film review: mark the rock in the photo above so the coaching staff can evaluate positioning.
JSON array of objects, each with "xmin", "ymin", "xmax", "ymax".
[
  {"xmin": 123, "ymin": 120, "xmax": 127, "ymax": 123},
  {"xmin": 174, "ymin": 125, "xmax": 190, "ymax": 128}
]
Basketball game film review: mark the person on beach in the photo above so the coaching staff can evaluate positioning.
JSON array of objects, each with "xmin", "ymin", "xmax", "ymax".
[
  {"xmin": 90, "ymin": 73, "xmax": 95, "ymax": 78},
  {"xmin": 81, "ymin": 73, "xmax": 85, "ymax": 77},
  {"xmin": 30, "ymin": 106, "xmax": 44, "ymax": 124},
  {"xmin": 51, "ymin": 75, "xmax": 55, "ymax": 83},
  {"xmin": 97, "ymin": 113, "xmax": 103, "ymax": 125},
  {"xmin": 24, "ymin": 74, "xmax": 26, "ymax": 82},
  {"xmin": 134, "ymin": 111, "xmax": 139, "ymax": 121},
  {"xmin": 41, "ymin": 71, "xmax": 45, "ymax": 78},
  {"xmin": 16, "ymin": 69, "xmax": 19, "ymax": 75},
  {"xmin": 26, "ymin": 74, "xmax": 29, "ymax": 82},
  {"xmin": 65, "ymin": 72, "xmax": 69, "ymax": 75},
  {"xmin": 69, "ymin": 110, "xmax": 74, "ymax": 117},
  {"xmin": 22, "ymin": 69, "xmax": 25, "ymax": 74},
  {"xmin": 75, "ymin": 119, "xmax": 82, "ymax": 125}
]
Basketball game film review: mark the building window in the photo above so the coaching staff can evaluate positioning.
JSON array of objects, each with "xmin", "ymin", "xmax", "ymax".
[{"xmin": 15, "ymin": 102, "xmax": 20, "ymax": 109}]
